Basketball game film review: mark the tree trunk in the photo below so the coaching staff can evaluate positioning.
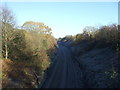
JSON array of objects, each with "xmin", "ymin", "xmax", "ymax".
[
  {"xmin": 5, "ymin": 43, "xmax": 8, "ymax": 59},
  {"xmin": 5, "ymin": 25, "xmax": 8, "ymax": 59}
]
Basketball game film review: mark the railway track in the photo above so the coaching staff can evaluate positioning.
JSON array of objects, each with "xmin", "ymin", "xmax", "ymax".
[{"xmin": 38, "ymin": 40, "xmax": 84, "ymax": 88}]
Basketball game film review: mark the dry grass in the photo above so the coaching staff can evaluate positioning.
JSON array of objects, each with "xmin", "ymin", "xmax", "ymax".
[{"xmin": 2, "ymin": 59, "xmax": 44, "ymax": 88}]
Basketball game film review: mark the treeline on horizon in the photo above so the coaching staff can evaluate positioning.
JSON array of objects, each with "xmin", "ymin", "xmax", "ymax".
[
  {"xmin": 65, "ymin": 24, "xmax": 120, "ymax": 50},
  {"xmin": 1, "ymin": 6, "xmax": 56, "ymax": 88}
]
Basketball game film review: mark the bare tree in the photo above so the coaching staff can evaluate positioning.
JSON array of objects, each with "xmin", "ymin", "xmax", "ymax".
[{"xmin": 0, "ymin": 6, "xmax": 16, "ymax": 59}]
